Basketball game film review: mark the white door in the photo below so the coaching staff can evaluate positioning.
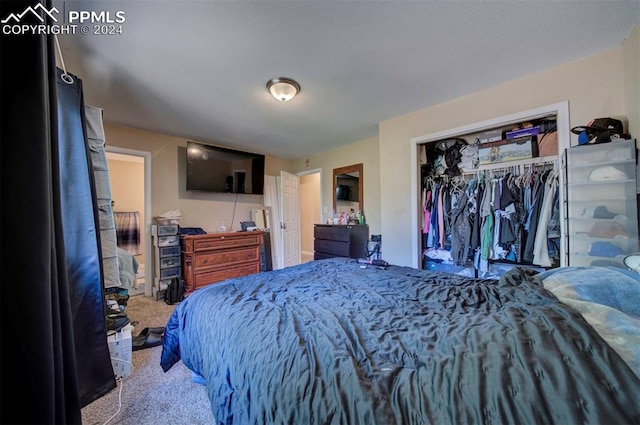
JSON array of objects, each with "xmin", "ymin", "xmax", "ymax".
[{"xmin": 280, "ymin": 170, "xmax": 301, "ymax": 267}]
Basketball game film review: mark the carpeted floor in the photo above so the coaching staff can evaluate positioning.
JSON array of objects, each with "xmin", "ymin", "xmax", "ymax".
[{"xmin": 81, "ymin": 295, "xmax": 214, "ymax": 425}]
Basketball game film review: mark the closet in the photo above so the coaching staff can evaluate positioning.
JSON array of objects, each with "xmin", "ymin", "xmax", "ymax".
[{"xmin": 411, "ymin": 102, "xmax": 571, "ymax": 276}]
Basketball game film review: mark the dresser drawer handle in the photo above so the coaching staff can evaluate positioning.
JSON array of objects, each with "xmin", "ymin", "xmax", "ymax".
[
  {"xmin": 203, "ymin": 243, "xmax": 211, "ymax": 247},
  {"xmin": 203, "ymin": 259, "xmax": 209, "ymax": 264}
]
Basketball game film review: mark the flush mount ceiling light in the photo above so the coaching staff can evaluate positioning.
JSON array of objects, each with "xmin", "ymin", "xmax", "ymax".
[{"xmin": 266, "ymin": 77, "xmax": 301, "ymax": 102}]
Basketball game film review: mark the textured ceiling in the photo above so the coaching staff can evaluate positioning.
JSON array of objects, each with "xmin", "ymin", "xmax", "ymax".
[{"xmin": 54, "ymin": 0, "xmax": 639, "ymax": 159}]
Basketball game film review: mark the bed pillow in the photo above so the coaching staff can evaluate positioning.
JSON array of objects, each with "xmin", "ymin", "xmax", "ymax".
[
  {"xmin": 538, "ymin": 266, "xmax": 640, "ymax": 378},
  {"xmin": 538, "ymin": 266, "xmax": 640, "ymax": 317}
]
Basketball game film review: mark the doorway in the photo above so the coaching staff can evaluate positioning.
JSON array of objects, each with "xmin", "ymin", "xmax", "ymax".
[
  {"xmin": 298, "ymin": 169, "xmax": 322, "ymax": 263},
  {"xmin": 105, "ymin": 147, "xmax": 152, "ymax": 297}
]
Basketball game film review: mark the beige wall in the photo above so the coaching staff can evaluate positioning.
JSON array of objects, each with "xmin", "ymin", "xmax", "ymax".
[
  {"xmin": 108, "ymin": 157, "xmax": 146, "ymax": 262},
  {"xmin": 291, "ymin": 136, "xmax": 381, "ymax": 236},
  {"xmin": 300, "ymin": 173, "xmax": 321, "ymax": 254},
  {"xmin": 623, "ymin": 24, "xmax": 639, "ymax": 144},
  {"xmin": 379, "ymin": 46, "xmax": 634, "ymax": 267},
  {"xmin": 103, "ymin": 124, "xmax": 293, "ymax": 232}
]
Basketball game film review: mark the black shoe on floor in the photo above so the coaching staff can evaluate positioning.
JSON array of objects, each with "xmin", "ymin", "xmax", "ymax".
[
  {"xmin": 131, "ymin": 330, "xmax": 163, "ymax": 351},
  {"xmin": 106, "ymin": 316, "xmax": 130, "ymax": 332}
]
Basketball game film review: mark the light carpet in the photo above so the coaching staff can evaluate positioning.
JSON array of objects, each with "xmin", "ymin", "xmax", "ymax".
[{"xmin": 81, "ymin": 294, "xmax": 214, "ymax": 425}]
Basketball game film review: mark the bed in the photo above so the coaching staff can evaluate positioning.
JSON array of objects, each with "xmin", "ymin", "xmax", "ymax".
[
  {"xmin": 160, "ymin": 258, "xmax": 640, "ymax": 424},
  {"xmin": 117, "ymin": 246, "xmax": 139, "ymax": 289}
]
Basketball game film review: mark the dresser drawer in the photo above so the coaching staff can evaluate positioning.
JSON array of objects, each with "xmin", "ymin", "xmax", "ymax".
[
  {"xmin": 193, "ymin": 233, "xmax": 262, "ymax": 252},
  {"xmin": 314, "ymin": 239, "xmax": 349, "ymax": 257},
  {"xmin": 314, "ymin": 251, "xmax": 340, "ymax": 260},
  {"xmin": 314, "ymin": 225, "xmax": 350, "ymax": 242},
  {"xmin": 194, "ymin": 247, "xmax": 260, "ymax": 270},
  {"xmin": 194, "ymin": 263, "xmax": 260, "ymax": 288}
]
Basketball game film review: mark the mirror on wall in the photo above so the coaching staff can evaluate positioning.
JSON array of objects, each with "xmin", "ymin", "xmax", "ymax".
[{"xmin": 333, "ymin": 163, "xmax": 363, "ymax": 214}]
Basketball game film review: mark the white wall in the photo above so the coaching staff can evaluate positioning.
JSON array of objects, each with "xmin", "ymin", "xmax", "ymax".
[{"xmin": 379, "ymin": 47, "xmax": 631, "ymax": 267}]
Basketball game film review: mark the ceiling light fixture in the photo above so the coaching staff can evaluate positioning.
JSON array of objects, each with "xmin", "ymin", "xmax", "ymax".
[{"xmin": 266, "ymin": 77, "xmax": 301, "ymax": 102}]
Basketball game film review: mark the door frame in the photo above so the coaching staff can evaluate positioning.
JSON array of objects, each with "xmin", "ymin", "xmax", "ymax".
[
  {"xmin": 297, "ymin": 167, "xmax": 323, "ymax": 260},
  {"xmin": 105, "ymin": 146, "xmax": 153, "ymax": 297}
]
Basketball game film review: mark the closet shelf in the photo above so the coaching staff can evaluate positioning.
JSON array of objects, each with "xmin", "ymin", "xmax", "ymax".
[
  {"xmin": 571, "ymin": 253, "xmax": 627, "ymax": 261},
  {"xmin": 568, "ymin": 179, "xmax": 636, "ymax": 187},
  {"xmin": 567, "ymin": 197, "xmax": 633, "ymax": 203},
  {"xmin": 569, "ymin": 159, "xmax": 634, "ymax": 169},
  {"xmin": 572, "ymin": 234, "xmax": 631, "ymax": 242},
  {"xmin": 568, "ymin": 217, "xmax": 630, "ymax": 222}
]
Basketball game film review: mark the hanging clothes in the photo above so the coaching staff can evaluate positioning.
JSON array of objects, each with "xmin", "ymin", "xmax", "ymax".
[
  {"xmin": 449, "ymin": 183, "xmax": 470, "ymax": 265},
  {"xmin": 523, "ymin": 170, "xmax": 548, "ymax": 263},
  {"xmin": 533, "ymin": 169, "xmax": 558, "ymax": 267},
  {"xmin": 422, "ymin": 187, "xmax": 432, "ymax": 235},
  {"xmin": 546, "ymin": 186, "xmax": 561, "ymax": 265},
  {"xmin": 507, "ymin": 175, "xmax": 527, "ymax": 262},
  {"xmin": 480, "ymin": 179, "xmax": 494, "ymax": 261},
  {"xmin": 437, "ymin": 186, "xmax": 445, "ymax": 249},
  {"xmin": 427, "ymin": 184, "xmax": 440, "ymax": 248},
  {"xmin": 469, "ymin": 177, "xmax": 483, "ymax": 252},
  {"xmin": 114, "ymin": 211, "xmax": 141, "ymax": 255},
  {"xmin": 420, "ymin": 153, "xmax": 560, "ymax": 274}
]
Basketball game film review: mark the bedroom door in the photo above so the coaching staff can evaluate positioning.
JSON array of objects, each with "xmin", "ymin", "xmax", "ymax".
[{"xmin": 281, "ymin": 171, "xmax": 301, "ymax": 267}]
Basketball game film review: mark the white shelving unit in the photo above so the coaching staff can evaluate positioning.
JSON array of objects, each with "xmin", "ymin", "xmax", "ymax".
[
  {"xmin": 150, "ymin": 224, "xmax": 182, "ymax": 301},
  {"xmin": 565, "ymin": 139, "xmax": 638, "ymax": 267}
]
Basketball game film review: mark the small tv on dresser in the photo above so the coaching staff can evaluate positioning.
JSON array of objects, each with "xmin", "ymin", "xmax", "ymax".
[{"xmin": 186, "ymin": 141, "xmax": 265, "ymax": 194}]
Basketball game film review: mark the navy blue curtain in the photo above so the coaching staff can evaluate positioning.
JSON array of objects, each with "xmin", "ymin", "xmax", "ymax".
[
  {"xmin": 57, "ymin": 67, "xmax": 117, "ymax": 407},
  {"xmin": 1, "ymin": 0, "xmax": 115, "ymax": 422}
]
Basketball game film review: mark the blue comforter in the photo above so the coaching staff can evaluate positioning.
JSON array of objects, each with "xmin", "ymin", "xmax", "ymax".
[{"xmin": 161, "ymin": 259, "xmax": 640, "ymax": 425}]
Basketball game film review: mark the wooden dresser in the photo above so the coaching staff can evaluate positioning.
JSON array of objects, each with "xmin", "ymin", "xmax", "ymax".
[
  {"xmin": 314, "ymin": 224, "xmax": 369, "ymax": 260},
  {"xmin": 181, "ymin": 231, "xmax": 263, "ymax": 294}
]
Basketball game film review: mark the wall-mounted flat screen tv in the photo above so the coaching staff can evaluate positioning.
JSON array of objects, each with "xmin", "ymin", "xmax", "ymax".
[{"xmin": 186, "ymin": 141, "xmax": 265, "ymax": 195}]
